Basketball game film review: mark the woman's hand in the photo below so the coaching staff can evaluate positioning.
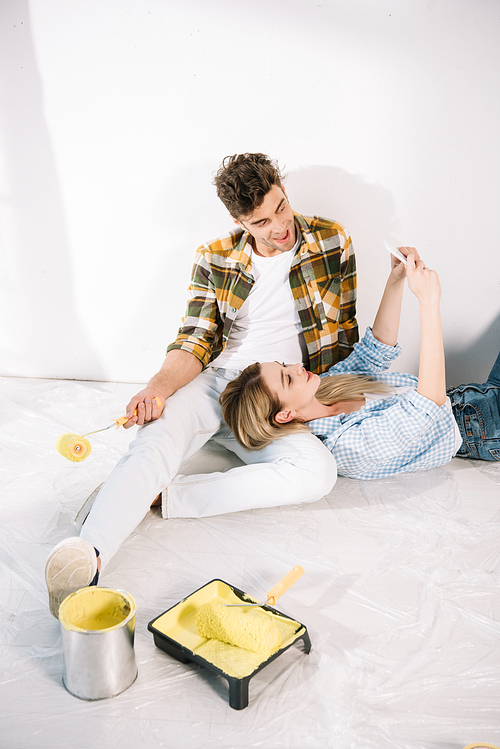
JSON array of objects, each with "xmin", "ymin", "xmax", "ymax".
[
  {"xmin": 372, "ymin": 246, "xmax": 418, "ymax": 346},
  {"xmin": 406, "ymin": 253, "xmax": 441, "ymax": 308},
  {"xmin": 390, "ymin": 245, "xmax": 421, "ymax": 278},
  {"xmin": 407, "ymin": 254, "xmax": 446, "ymax": 407}
]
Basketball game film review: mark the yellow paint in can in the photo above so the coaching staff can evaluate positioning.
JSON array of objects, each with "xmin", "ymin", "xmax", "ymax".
[{"xmin": 59, "ymin": 587, "xmax": 136, "ymax": 632}]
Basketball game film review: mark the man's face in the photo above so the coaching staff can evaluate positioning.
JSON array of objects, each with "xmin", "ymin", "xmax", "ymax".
[{"xmin": 234, "ymin": 184, "xmax": 296, "ymax": 257}]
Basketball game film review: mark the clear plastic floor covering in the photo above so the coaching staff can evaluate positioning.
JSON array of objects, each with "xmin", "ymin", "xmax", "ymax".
[{"xmin": 1, "ymin": 375, "xmax": 500, "ymax": 749}]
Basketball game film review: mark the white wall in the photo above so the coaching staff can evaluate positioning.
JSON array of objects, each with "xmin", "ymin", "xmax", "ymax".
[{"xmin": 1, "ymin": 0, "xmax": 499, "ymax": 384}]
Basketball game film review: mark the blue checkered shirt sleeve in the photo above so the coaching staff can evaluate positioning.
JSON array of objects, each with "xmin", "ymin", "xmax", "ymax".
[{"xmin": 309, "ymin": 328, "xmax": 458, "ymax": 479}]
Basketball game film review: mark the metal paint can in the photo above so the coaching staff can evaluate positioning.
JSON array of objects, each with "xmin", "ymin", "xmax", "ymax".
[{"xmin": 59, "ymin": 586, "xmax": 138, "ymax": 700}]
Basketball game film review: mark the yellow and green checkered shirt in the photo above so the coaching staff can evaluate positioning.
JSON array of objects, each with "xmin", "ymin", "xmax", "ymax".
[{"xmin": 167, "ymin": 212, "xmax": 358, "ymax": 374}]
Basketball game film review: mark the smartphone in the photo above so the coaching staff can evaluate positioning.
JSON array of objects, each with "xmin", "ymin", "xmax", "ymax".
[{"xmin": 383, "ymin": 240, "xmax": 407, "ymax": 266}]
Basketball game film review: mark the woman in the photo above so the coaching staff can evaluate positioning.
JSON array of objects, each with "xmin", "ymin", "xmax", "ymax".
[{"xmin": 220, "ymin": 249, "xmax": 500, "ymax": 479}]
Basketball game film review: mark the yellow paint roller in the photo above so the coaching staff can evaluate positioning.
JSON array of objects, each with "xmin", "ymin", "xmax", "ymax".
[
  {"xmin": 196, "ymin": 604, "xmax": 281, "ymax": 655},
  {"xmin": 196, "ymin": 566, "xmax": 304, "ymax": 654},
  {"xmin": 225, "ymin": 565, "xmax": 305, "ymax": 607},
  {"xmin": 55, "ymin": 432, "xmax": 93, "ymax": 462},
  {"xmin": 56, "ymin": 397, "xmax": 163, "ymax": 462}
]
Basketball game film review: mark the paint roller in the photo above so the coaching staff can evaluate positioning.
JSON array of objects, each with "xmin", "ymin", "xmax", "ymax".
[
  {"xmin": 196, "ymin": 604, "xmax": 281, "ymax": 654},
  {"xmin": 56, "ymin": 397, "xmax": 163, "ymax": 462},
  {"xmin": 196, "ymin": 566, "xmax": 304, "ymax": 654}
]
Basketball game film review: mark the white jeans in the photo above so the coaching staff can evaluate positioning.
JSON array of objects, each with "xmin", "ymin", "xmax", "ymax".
[{"xmin": 80, "ymin": 367, "xmax": 337, "ymax": 567}]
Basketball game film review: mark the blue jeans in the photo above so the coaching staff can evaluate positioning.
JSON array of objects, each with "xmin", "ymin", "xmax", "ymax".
[{"xmin": 447, "ymin": 350, "xmax": 500, "ymax": 461}]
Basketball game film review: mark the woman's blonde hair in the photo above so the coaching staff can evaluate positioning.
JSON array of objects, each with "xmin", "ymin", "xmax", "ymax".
[{"xmin": 220, "ymin": 363, "xmax": 391, "ymax": 450}]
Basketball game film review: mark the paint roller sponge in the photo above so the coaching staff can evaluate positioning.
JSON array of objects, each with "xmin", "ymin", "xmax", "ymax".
[
  {"xmin": 196, "ymin": 602, "xmax": 281, "ymax": 654},
  {"xmin": 56, "ymin": 433, "xmax": 92, "ymax": 462}
]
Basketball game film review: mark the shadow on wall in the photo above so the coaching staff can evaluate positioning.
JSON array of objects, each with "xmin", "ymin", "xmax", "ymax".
[
  {"xmin": 284, "ymin": 165, "xmax": 402, "ymax": 327},
  {"xmin": 0, "ymin": 1, "xmax": 104, "ymax": 380},
  {"xmin": 284, "ymin": 164, "xmax": 399, "ymax": 250},
  {"xmin": 445, "ymin": 312, "xmax": 500, "ymax": 387},
  {"xmin": 285, "ymin": 166, "xmax": 500, "ymax": 386},
  {"xmin": 284, "ymin": 164, "xmax": 402, "ymax": 334}
]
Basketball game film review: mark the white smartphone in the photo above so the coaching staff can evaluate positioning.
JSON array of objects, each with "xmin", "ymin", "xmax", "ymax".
[{"xmin": 383, "ymin": 240, "xmax": 407, "ymax": 266}]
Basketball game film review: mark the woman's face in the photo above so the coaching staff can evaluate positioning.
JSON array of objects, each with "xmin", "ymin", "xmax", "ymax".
[{"xmin": 260, "ymin": 362, "xmax": 321, "ymax": 417}]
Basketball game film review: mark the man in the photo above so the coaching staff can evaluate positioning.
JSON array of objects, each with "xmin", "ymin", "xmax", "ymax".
[{"xmin": 45, "ymin": 153, "xmax": 358, "ymax": 617}]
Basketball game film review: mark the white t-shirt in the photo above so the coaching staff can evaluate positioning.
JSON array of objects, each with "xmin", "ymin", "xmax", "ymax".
[{"xmin": 211, "ymin": 230, "xmax": 307, "ymax": 370}]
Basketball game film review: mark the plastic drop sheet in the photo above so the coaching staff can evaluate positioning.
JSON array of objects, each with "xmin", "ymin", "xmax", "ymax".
[{"xmin": 1, "ymin": 375, "xmax": 500, "ymax": 749}]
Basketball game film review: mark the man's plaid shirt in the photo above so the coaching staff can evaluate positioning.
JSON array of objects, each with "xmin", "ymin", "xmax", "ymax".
[{"xmin": 167, "ymin": 212, "xmax": 358, "ymax": 374}]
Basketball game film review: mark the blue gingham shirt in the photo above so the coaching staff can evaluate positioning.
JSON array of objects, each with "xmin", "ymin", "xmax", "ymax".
[{"xmin": 308, "ymin": 328, "xmax": 459, "ymax": 479}]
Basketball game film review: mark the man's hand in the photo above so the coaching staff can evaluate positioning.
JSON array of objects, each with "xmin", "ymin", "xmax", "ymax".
[
  {"xmin": 123, "ymin": 390, "xmax": 165, "ymax": 428},
  {"xmin": 122, "ymin": 349, "xmax": 203, "ymax": 429}
]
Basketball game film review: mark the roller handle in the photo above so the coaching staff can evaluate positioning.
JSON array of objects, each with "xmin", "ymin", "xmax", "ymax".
[
  {"xmin": 114, "ymin": 397, "xmax": 163, "ymax": 427},
  {"xmin": 266, "ymin": 565, "xmax": 304, "ymax": 606}
]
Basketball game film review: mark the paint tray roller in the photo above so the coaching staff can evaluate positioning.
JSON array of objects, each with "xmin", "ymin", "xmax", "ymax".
[
  {"xmin": 56, "ymin": 397, "xmax": 162, "ymax": 462},
  {"xmin": 196, "ymin": 566, "xmax": 304, "ymax": 654}
]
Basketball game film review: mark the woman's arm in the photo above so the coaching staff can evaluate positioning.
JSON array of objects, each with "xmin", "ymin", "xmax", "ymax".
[
  {"xmin": 372, "ymin": 246, "xmax": 419, "ymax": 346},
  {"xmin": 406, "ymin": 254, "xmax": 446, "ymax": 407}
]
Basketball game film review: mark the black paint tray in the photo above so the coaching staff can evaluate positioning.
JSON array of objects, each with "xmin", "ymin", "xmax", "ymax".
[{"xmin": 148, "ymin": 578, "xmax": 311, "ymax": 709}]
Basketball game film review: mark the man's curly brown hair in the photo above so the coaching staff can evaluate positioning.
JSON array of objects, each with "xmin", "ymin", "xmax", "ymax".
[{"xmin": 213, "ymin": 153, "xmax": 284, "ymax": 220}]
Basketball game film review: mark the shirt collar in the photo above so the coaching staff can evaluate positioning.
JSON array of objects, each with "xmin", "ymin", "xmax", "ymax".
[
  {"xmin": 229, "ymin": 211, "xmax": 319, "ymax": 268},
  {"xmin": 294, "ymin": 212, "xmax": 321, "ymax": 256},
  {"xmin": 230, "ymin": 228, "xmax": 253, "ymax": 269}
]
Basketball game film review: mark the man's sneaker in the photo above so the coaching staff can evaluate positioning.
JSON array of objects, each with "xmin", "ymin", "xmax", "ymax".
[{"xmin": 45, "ymin": 537, "xmax": 98, "ymax": 618}]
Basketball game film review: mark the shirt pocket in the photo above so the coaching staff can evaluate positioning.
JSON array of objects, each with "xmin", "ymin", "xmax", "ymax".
[{"xmin": 311, "ymin": 276, "xmax": 341, "ymax": 328}]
